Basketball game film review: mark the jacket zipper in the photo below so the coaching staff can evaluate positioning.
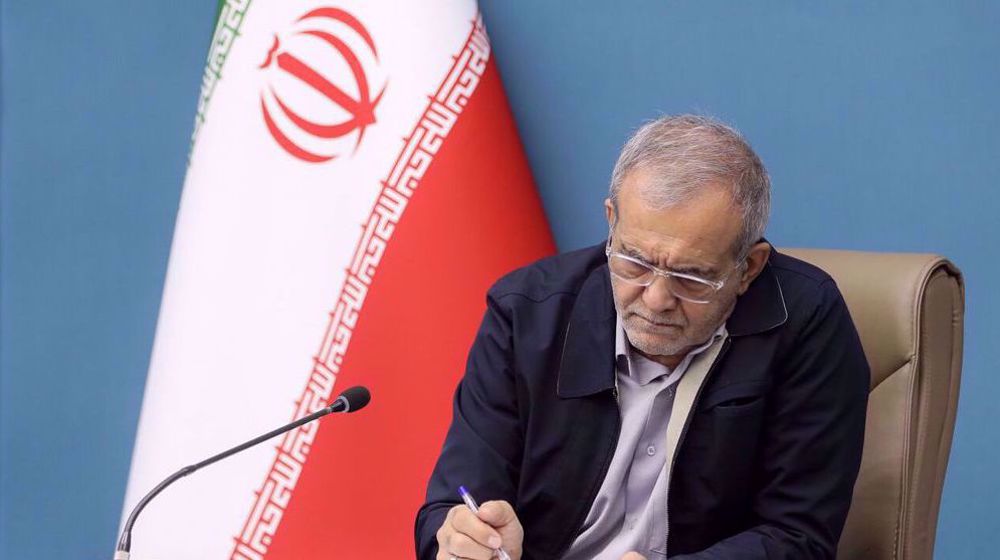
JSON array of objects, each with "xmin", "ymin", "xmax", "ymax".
[{"xmin": 664, "ymin": 337, "xmax": 731, "ymax": 557}]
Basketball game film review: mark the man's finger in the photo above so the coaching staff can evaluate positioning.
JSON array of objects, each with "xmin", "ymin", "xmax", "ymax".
[
  {"xmin": 446, "ymin": 531, "xmax": 497, "ymax": 560},
  {"xmin": 476, "ymin": 500, "xmax": 517, "ymax": 529},
  {"xmin": 450, "ymin": 506, "xmax": 504, "ymax": 549},
  {"xmin": 620, "ymin": 552, "xmax": 647, "ymax": 560}
]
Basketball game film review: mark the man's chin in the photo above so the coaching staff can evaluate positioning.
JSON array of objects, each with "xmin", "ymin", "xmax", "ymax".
[{"xmin": 624, "ymin": 328, "xmax": 686, "ymax": 357}]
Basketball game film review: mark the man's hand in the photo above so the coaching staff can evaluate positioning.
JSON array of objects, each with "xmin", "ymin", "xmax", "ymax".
[
  {"xmin": 620, "ymin": 553, "xmax": 647, "ymax": 560},
  {"xmin": 435, "ymin": 500, "xmax": 523, "ymax": 560}
]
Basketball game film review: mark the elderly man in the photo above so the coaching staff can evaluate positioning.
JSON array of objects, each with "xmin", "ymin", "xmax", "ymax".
[{"xmin": 416, "ymin": 115, "xmax": 869, "ymax": 560}]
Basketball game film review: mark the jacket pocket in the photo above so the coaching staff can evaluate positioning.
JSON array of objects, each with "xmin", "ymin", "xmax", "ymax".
[
  {"xmin": 712, "ymin": 396, "xmax": 765, "ymax": 417},
  {"xmin": 704, "ymin": 382, "xmax": 767, "ymax": 490},
  {"xmin": 699, "ymin": 380, "xmax": 767, "ymax": 412}
]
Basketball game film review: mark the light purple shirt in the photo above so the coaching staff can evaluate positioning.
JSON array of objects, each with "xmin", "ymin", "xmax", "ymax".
[{"xmin": 561, "ymin": 317, "xmax": 727, "ymax": 560}]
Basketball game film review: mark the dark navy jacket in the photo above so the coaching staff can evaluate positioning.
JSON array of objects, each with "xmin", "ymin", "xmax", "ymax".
[{"xmin": 416, "ymin": 243, "xmax": 869, "ymax": 559}]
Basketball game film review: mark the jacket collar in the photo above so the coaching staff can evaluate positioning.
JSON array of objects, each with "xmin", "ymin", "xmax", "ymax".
[
  {"xmin": 556, "ymin": 247, "xmax": 788, "ymax": 398},
  {"xmin": 556, "ymin": 264, "xmax": 618, "ymax": 398},
  {"xmin": 725, "ymin": 258, "xmax": 788, "ymax": 337}
]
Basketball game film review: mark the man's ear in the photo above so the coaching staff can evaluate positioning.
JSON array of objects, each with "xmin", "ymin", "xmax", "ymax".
[
  {"xmin": 737, "ymin": 242, "xmax": 772, "ymax": 295},
  {"xmin": 604, "ymin": 198, "xmax": 615, "ymax": 227}
]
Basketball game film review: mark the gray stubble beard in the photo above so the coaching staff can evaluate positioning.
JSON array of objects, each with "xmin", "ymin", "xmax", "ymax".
[{"xmin": 616, "ymin": 291, "xmax": 736, "ymax": 360}]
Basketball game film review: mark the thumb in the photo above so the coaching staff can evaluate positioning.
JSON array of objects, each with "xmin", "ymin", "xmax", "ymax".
[{"xmin": 476, "ymin": 500, "xmax": 517, "ymax": 528}]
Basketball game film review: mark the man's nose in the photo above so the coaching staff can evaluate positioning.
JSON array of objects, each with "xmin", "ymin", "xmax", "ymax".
[{"xmin": 642, "ymin": 275, "xmax": 679, "ymax": 312}]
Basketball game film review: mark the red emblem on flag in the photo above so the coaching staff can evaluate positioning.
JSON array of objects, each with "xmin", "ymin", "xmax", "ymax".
[{"xmin": 259, "ymin": 7, "xmax": 385, "ymax": 163}]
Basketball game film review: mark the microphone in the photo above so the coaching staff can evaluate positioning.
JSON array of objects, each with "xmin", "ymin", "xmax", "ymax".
[{"xmin": 114, "ymin": 385, "xmax": 371, "ymax": 559}]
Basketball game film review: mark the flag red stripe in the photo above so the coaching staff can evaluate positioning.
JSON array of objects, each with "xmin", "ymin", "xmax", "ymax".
[{"xmin": 262, "ymin": 51, "xmax": 553, "ymax": 560}]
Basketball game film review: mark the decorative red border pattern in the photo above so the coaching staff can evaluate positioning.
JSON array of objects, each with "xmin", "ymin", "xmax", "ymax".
[{"xmin": 230, "ymin": 15, "xmax": 490, "ymax": 560}]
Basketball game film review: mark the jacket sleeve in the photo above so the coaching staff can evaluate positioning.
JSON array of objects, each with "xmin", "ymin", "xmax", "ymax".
[
  {"xmin": 415, "ymin": 292, "xmax": 524, "ymax": 560},
  {"xmin": 675, "ymin": 279, "xmax": 870, "ymax": 560}
]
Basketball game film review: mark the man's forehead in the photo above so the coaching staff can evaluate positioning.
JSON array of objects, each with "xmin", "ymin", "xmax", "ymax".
[{"xmin": 613, "ymin": 170, "xmax": 742, "ymax": 267}]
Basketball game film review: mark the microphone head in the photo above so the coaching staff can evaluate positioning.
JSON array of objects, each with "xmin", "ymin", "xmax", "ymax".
[{"xmin": 337, "ymin": 385, "xmax": 371, "ymax": 413}]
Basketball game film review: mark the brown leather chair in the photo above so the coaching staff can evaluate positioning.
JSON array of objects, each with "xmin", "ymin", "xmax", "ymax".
[{"xmin": 782, "ymin": 249, "xmax": 964, "ymax": 560}]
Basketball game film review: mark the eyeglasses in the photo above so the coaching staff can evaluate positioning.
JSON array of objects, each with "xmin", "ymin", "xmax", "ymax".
[{"xmin": 605, "ymin": 240, "xmax": 738, "ymax": 304}]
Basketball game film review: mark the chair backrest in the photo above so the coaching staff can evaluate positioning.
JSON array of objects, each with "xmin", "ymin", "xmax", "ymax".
[{"xmin": 782, "ymin": 248, "xmax": 964, "ymax": 560}]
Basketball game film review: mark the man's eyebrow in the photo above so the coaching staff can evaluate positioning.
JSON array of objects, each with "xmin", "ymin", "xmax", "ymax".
[
  {"xmin": 672, "ymin": 264, "xmax": 718, "ymax": 278},
  {"xmin": 621, "ymin": 244, "xmax": 649, "ymax": 261}
]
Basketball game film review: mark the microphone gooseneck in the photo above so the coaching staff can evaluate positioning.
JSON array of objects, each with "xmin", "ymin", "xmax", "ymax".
[{"xmin": 114, "ymin": 385, "xmax": 371, "ymax": 559}]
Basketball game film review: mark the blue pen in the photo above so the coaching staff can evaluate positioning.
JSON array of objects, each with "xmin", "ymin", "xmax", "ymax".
[{"xmin": 458, "ymin": 486, "xmax": 513, "ymax": 560}]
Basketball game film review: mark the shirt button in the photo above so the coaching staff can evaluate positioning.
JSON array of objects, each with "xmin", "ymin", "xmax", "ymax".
[{"xmin": 646, "ymin": 445, "xmax": 656, "ymax": 456}]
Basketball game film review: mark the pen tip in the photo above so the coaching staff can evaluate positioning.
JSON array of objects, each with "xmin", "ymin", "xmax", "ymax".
[{"xmin": 458, "ymin": 485, "xmax": 469, "ymax": 495}]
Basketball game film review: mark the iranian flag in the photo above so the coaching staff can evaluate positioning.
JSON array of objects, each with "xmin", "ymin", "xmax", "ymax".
[{"xmin": 120, "ymin": 0, "xmax": 554, "ymax": 558}]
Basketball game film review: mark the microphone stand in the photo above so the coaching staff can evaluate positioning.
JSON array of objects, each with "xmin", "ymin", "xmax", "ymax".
[{"xmin": 115, "ymin": 395, "xmax": 356, "ymax": 559}]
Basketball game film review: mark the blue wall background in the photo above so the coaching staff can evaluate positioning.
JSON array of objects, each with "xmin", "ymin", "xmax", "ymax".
[{"xmin": 2, "ymin": 1, "xmax": 997, "ymax": 558}]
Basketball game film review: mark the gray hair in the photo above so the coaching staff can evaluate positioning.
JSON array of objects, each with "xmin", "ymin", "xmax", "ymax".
[{"xmin": 609, "ymin": 114, "xmax": 771, "ymax": 260}]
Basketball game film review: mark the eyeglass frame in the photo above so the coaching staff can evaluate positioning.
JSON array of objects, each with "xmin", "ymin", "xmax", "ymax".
[{"xmin": 604, "ymin": 233, "xmax": 744, "ymax": 304}]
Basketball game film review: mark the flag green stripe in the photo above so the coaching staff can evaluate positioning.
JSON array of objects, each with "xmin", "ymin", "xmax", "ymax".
[{"xmin": 188, "ymin": 0, "xmax": 254, "ymax": 156}]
